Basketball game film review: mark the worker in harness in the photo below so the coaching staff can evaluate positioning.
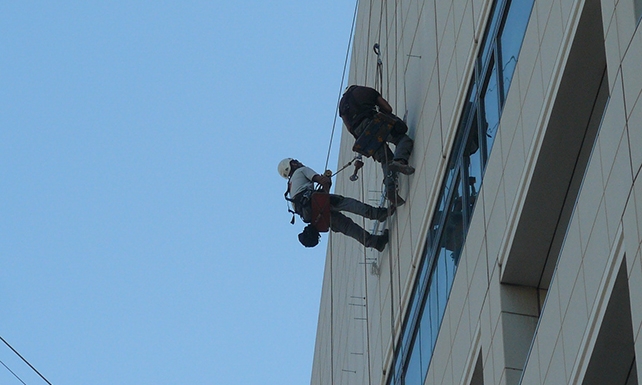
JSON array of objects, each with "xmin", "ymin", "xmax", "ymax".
[
  {"xmin": 339, "ymin": 85, "xmax": 415, "ymax": 205},
  {"xmin": 279, "ymin": 158, "xmax": 392, "ymax": 251}
]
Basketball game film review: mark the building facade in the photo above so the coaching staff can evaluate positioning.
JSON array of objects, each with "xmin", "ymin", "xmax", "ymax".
[{"xmin": 311, "ymin": 0, "xmax": 642, "ymax": 384}]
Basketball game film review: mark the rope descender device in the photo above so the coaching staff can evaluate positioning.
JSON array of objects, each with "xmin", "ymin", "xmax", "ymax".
[
  {"xmin": 349, "ymin": 157, "xmax": 364, "ymax": 181},
  {"xmin": 329, "ymin": 155, "xmax": 364, "ymax": 181}
]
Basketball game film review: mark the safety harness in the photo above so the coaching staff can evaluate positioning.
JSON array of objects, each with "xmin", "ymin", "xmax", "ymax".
[
  {"xmin": 284, "ymin": 182, "xmax": 331, "ymax": 233},
  {"xmin": 339, "ymin": 86, "xmax": 408, "ymax": 158}
]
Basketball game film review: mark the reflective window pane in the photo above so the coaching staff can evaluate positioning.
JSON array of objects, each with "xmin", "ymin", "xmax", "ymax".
[
  {"xmin": 403, "ymin": 336, "xmax": 422, "ymax": 385},
  {"xmin": 499, "ymin": 0, "xmax": 535, "ymax": 97},
  {"xmin": 417, "ymin": 246, "xmax": 430, "ymax": 291},
  {"xmin": 394, "ymin": 352, "xmax": 404, "ymax": 385},
  {"xmin": 481, "ymin": 61, "xmax": 500, "ymax": 161},
  {"xmin": 387, "ymin": 0, "xmax": 536, "ymax": 383},
  {"xmin": 440, "ymin": 177, "xmax": 465, "ymax": 264},
  {"xmin": 481, "ymin": 1, "xmax": 502, "ymax": 65},
  {"xmin": 419, "ymin": 301, "xmax": 433, "ymax": 375},
  {"xmin": 436, "ymin": 252, "xmax": 448, "ymax": 319},
  {"xmin": 464, "ymin": 115, "xmax": 483, "ymax": 219},
  {"xmin": 428, "ymin": 278, "xmax": 440, "ymax": 347}
]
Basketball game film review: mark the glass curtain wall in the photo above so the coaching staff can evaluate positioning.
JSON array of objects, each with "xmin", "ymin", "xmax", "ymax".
[{"xmin": 387, "ymin": 0, "xmax": 535, "ymax": 384}]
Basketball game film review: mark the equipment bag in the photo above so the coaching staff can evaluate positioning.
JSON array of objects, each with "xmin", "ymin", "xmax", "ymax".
[
  {"xmin": 310, "ymin": 192, "xmax": 331, "ymax": 233},
  {"xmin": 352, "ymin": 112, "xmax": 407, "ymax": 157}
]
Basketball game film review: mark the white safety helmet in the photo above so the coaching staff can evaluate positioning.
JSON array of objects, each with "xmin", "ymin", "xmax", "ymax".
[{"xmin": 278, "ymin": 158, "xmax": 294, "ymax": 179}]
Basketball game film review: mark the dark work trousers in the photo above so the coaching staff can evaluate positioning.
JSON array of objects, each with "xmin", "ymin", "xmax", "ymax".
[
  {"xmin": 329, "ymin": 194, "xmax": 385, "ymax": 248},
  {"xmin": 302, "ymin": 194, "xmax": 385, "ymax": 247}
]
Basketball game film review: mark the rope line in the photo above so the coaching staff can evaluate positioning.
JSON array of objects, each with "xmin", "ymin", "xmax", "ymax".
[
  {"xmin": 433, "ymin": 0, "xmax": 446, "ymax": 157},
  {"xmin": 325, "ymin": 0, "xmax": 360, "ymax": 172},
  {"xmin": 358, "ymin": 161, "xmax": 373, "ymax": 385},
  {"xmin": 329, "ymin": 231, "xmax": 335, "ymax": 385},
  {"xmin": 364, "ymin": 0, "xmax": 374, "ymax": 83},
  {"xmin": 0, "ymin": 359, "xmax": 27, "ymax": 385},
  {"xmin": 388, "ymin": 0, "xmax": 406, "ymax": 329},
  {"xmin": 325, "ymin": 3, "xmax": 360, "ymax": 382},
  {"xmin": 0, "ymin": 336, "xmax": 53, "ymax": 385},
  {"xmin": 382, "ymin": 132, "xmax": 399, "ymax": 384}
]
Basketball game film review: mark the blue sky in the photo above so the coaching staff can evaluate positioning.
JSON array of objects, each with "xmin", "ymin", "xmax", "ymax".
[{"xmin": 1, "ymin": 2, "xmax": 354, "ymax": 384}]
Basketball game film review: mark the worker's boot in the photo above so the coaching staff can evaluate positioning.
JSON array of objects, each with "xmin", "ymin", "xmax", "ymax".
[
  {"xmin": 376, "ymin": 205, "xmax": 396, "ymax": 222},
  {"xmin": 367, "ymin": 230, "xmax": 389, "ymax": 252},
  {"xmin": 386, "ymin": 188, "xmax": 405, "ymax": 206},
  {"xmin": 389, "ymin": 159, "xmax": 415, "ymax": 175}
]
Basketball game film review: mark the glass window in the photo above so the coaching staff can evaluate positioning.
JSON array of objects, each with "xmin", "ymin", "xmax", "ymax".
[
  {"xmin": 439, "ymin": 177, "xmax": 465, "ymax": 264},
  {"xmin": 387, "ymin": 0, "xmax": 535, "ymax": 383},
  {"xmin": 428, "ymin": 279, "xmax": 440, "ymax": 350},
  {"xmin": 403, "ymin": 336, "xmax": 422, "ymax": 385},
  {"xmin": 429, "ymin": 190, "xmax": 448, "ymax": 249},
  {"xmin": 416, "ymin": 246, "xmax": 431, "ymax": 292},
  {"xmin": 401, "ymin": 304, "xmax": 419, "ymax": 367},
  {"xmin": 499, "ymin": 0, "xmax": 534, "ymax": 97},
  {"xmin": 464, "ymin": 114, "xmax": 483, "ymax": 218},
  {"xmin": 436, "ymin": 253, "xmax": 449, "ymax": 319},
  {"xmin": 394, "ymin": 350, "xmax": 404, "ymax": 385},
  {"xmin": 419, "ymin": 301, "xmax": 433, "ymax": 375},
  {"xmin": 481, "ymin": 61, "xmax": 500, "ymax": 161},
  {"xmin": 480, "ymin": 1, "xmax": 502, "ymax": 65}
]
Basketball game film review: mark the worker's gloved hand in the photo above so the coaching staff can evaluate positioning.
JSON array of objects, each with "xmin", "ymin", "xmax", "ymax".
[{"xmin": 313, "ymin": 174, "xmax": 332, "ymax": 193}]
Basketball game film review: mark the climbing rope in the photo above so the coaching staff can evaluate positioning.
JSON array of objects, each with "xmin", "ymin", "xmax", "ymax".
[
  {"xmin": 325, "ymin": 0, "xmax": 360, "ymax": 173},
  {"xmin": 324, "ymin": 2, "xmax": 359, "ymax": 384}
]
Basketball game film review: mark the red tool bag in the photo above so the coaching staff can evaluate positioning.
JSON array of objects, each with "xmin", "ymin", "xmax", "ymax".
[{"xmin": 310, "ymin": 192, "xmax": 331, "ymax": 233}]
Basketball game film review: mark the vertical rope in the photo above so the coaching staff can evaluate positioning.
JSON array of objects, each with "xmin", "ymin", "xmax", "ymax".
[
  {"xmin": 383, "ymin": 0, "xmax": 389, "ymax": 98},
  {"xmin": 402, "ymin": 0, "xmax": 409, "ymax": 117},
  {"xmin": 365, "ymin": 0, "xmax": 374, "ymax": 84},
  {"xmin": 433, "ymin": 0, "xmax": 446, "ymax": 158},
  {"xmin": 323, "ymin": 0, "xmax": 359, "ymax": 170},
  {"xmin": 328, "ymin": 232, "xmax": 335, "ymax": 385},
  {"xmin": 380, "ymin": 140, "xmax": 399, "ymax": 385},
  {"xmin": 388, "ymin": 0, "xmax": 399, "ymax": 103},
  {"xmin": 357, "ymin": 163, "xmax": 374, "ymax": 385},
  {"xmin": 325, "ymin": 0, "xmax": 360, "ymax": 171}
]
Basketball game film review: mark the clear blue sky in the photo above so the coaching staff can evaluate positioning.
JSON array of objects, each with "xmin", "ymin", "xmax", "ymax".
[{"xmin": 0, "ymin": 2, "xmax": 354, "ymax": 384}]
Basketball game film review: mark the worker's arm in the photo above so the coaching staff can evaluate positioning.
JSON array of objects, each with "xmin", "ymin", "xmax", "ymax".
[
  {"xmin": 312, "ymin": 174, "xmax": 332, "ymax": 193},
  {"xmin": 376, "ymin": 95, "xmax": 393, "ymax": 114}
]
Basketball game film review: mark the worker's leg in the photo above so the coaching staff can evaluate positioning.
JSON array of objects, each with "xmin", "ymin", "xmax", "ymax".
[
  {"xmin": 330, "ymin": 212, "xmax": 389, "ymax": 251},
  {"xmin": 329, "ymin": 194, "xmax": 389, "ymax": 221},
  {"xmin": 372, "ymin": 144, "xmax": 396, "ymax": 190},
  {"xmin": 388, "ymin": 132, "xmax": 414, "ymax": 163},
  {"xmin": 386, "ymin": 131, "xmax": 415, "ymax": 175},
  {"xmin": 372, "ymin": 145, "xmax": 405, "ymax": 206},
  {"xmin": 378, "ymin": 117, "xmax": 414, "ymax": 174}
]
